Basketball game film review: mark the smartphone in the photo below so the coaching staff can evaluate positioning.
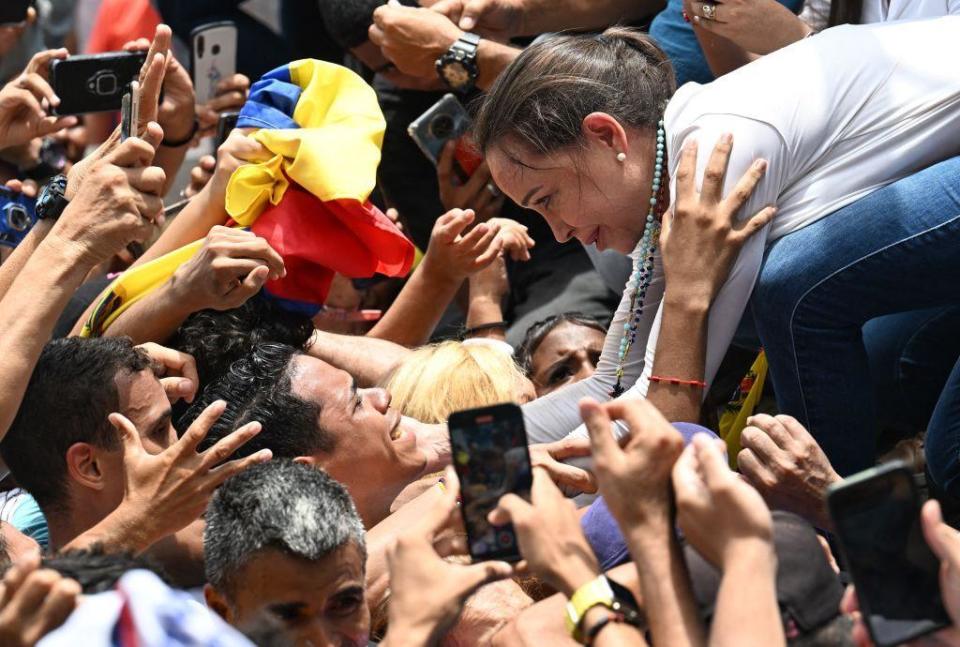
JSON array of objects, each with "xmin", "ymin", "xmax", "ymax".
[
  {"xmin": 120, "ymin": 81, "xmax": 140, "ymax": 142},
  {"xmin": 448, "ymin": 403, "xmax": 533, "ymax": 563},
  {"xmin": 191, "ymin": 21, "xmax": 238, "ymax": 104},
  {"xmin": 0, "ymin": 187, "xmax": 37, "ymax": 248},
  {"xmin": 0, "ymin": 0, "xmax": 33, "ymax": 25},
  {"xmin": 408, "ymin": 94, "xmax": 482, "ymax": 181},
  {"xmin": 216, "ymin": 111, "xmax": 240, "ymax": 149},
  {"xmin": 827, "ymin": 461, "xmax": 951, "ymax": 647},
  {"xmin": 51, "ymin": 51, "xmax": 147, "ymax": 115}
]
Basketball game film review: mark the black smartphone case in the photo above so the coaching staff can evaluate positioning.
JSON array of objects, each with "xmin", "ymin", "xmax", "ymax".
[
  {"xmin": 51, "ymin": 52, "xmax": 147, "ymax": 115},
  {"xmin": 0, "ymin": 0, "xmax": 33, "ymax": 25}
]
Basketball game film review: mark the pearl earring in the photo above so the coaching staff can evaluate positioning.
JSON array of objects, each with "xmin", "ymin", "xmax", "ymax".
[{"xmin": 616, "ymin": 152, "xmax": 627, "ymax": 162}]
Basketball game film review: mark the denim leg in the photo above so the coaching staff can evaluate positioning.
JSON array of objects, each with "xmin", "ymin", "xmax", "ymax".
[
  {"xmin": 752, "ymin": 156, "xmax": 960, "ymax": 476},
  {"xmin": 864, "ymin": 307, "xmax": 960, "ymax": 436},
  {"xmin": 925, "ymin": 359, "xmax": 960, "ymax": 497}
]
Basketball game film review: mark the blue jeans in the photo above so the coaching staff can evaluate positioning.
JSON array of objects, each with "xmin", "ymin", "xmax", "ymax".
[{"xmin": 752, "ymin": 156, "xmax": 960, "ymax": 478}]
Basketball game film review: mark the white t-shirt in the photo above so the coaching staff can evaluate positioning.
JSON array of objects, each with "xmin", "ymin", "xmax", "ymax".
[
  {"xmin": 522, "ymin": 17, "xmax": 960, "ymax": 443},
  {"xmin": 800, "ymin": 0, "xmax": 960, "ymax": 31}
]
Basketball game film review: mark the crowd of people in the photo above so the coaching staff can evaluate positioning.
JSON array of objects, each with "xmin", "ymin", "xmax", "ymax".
[{"xmin": 0, "ymin": 0, "xmax": 959, "ymax": 645}]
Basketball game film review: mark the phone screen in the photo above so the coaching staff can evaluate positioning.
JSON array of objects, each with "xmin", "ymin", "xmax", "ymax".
[
  {"xmin": 449, "ymin": 403, "xmax": 532, "ymax": 563},
  {"xmin": 829, "ymin": 465, "xmax": 950, "ymax": 646}
]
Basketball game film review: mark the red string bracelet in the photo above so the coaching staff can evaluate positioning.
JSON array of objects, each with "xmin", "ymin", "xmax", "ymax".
[{"xmin": 650, "ymin": 375, "xmax": 707, "ymax": 389}]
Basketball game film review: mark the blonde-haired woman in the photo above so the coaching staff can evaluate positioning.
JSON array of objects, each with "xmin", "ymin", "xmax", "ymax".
[{"xmin": 383, "ymin": 340, "xmax": 535, "ymax": 424}]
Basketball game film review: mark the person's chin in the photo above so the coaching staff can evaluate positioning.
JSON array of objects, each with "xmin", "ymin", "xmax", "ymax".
[{"xmin": 600, "ymin": 227, "xmax": 639, "ymax": 255}]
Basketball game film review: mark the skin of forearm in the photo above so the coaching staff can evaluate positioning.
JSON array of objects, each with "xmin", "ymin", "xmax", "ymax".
[
  {"xmin": 155, "ymin": 143, "xmax": 190, "ymax": 195},
  {"xmin": 693, "ymin": 27, "xmax": 759, "ymax": 78},
  {"xmin": 99, "ymin": 280, "xmax": 197, "ymax": 345},
  {"xmin": 710, "ymin": 544, "xmax": 783, "ymax": 647},
  {"xmin": 307, "ymin": 330, "xmax": 412, "ymax": 387},
  {"xmin": 68, "ymin": 187, "xmax": 224, "ymax": 337},
  {"xmin": 466, "ymin": 294, "xmax": 507, "ymax": 340},
  {"xmin": 519, "ymin": 0, "xmax": 666, "ymax": 35},
  {"xmin": 0, "ymin": 219, "xmax": 53, "ymax": 303},
  {"xmin": 367, "ymin": 263, "xmax": 463, "ymax": 347},
  {"xmin": 476, "ymin": 41, "xmax": 520, "ymax": 91},
  {"xmin": 0, "ymin": 235, "xmax": 96, "ymax": 438},
  {"xmin": 645, "ymin": 295, "xmax": 710, "ymax": 423},
  {"xmin": 626, "ymin": 523, "xmax": 707, "ymax": 647}
]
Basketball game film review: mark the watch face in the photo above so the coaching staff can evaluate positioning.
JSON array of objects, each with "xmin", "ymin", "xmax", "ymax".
[{"xmin": 441, "ymin": 62, "xmax": 471, "ymax": 90}]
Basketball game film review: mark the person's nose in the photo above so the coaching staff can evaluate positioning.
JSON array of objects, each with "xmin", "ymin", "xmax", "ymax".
[
  {"xmin": 574, "ymin": 355, "xmax": 597, "ymax": 383},
  {"xmin": 363, "ymin": 387, "xmax": 392, "ymax": 414},
  {"xmin": 545, "ymin": 215, "xmax": 573, "ymax": 243},
  {"xmin": 302, "ymin": 623, "xmax": 336, "ymax": 647}
]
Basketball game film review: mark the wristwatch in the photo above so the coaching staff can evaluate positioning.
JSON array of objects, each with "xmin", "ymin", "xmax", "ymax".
[
  {"xmin": 36, "ymin": 174, "xmax": 69, "ymax": 221},
  {"xmin": 565, "ymin": 576, "xmax": 645, "ymax": 644},
  {"xmin": 436, "ymin": 32, "xmax": 481, "ymax": 93}
]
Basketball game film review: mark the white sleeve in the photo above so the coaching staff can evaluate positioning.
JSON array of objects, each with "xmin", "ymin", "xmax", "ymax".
[
  {"xmin": 949, "ymin": 0, "xmax": 960, "ymax": 15},
  {"xmin": 561, "ymin": 117, "xmax": 787, "ymax": 443}
]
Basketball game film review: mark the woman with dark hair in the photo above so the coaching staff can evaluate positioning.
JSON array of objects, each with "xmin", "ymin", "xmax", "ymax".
[
  {"xmin": 516, "ymin": 313, "xmax": 607, "ymax": 397},
  {"xmin": 473, "ymin": 20, "xmax": 960, "ymax": 488}
]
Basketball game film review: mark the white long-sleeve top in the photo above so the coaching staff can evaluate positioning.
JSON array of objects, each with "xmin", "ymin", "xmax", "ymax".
[
  {"xmin": 800, "ymin": 0, "xmax": 960, "ymax": 32},
  {"xmin": 522, "ymin": 17, "xmax": 960, "ymax": 444}
]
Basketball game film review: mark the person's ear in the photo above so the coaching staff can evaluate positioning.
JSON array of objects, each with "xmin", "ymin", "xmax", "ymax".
[
  {"xmin": 65, "ymin": 443, "xmax": 107, "ymax": 492},
  {"xmin": 293, "ymin": 455, "xmax": 319, "ymax": 468},
  {"xmin": 581, "ymin": 112, "xmax": 630, "ymax": 157},
  {"xmin": 204, "ymin": 583, "xmax": 233, "ymax": 621}
]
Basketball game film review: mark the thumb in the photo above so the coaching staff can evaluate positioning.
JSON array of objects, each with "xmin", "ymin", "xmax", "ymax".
[
  {"xmin": 108, "ymin": 413, "xmax": 144, "ymax": 459},
  {"xmin": 460, "ymin": 0, "xmax": 488, "ymax": 30},
  {"xmin": 922, "ymin": 500, "xmax": 960, "ymax": 566},
  {"xmin": 160, "ymin": 377, "xmax": 196, "ymax": 404},
  {"xmin": 580, "ymin": 398, "xmax": 618, "ymax": 463}
]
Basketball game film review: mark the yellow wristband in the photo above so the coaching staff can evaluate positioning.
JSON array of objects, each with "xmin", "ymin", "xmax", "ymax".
[{"xmin": 565, "ymin": 576, "xmax": 614, "ymax": 643}]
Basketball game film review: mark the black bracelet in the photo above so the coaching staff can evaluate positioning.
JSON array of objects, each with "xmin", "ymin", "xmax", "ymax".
[
  {"xmin": 584, "ymin": 612, "xmax": 621, "ymax": 645},
  {"xmin": 161, "ymin": 118, "xmax": 200, "ymax": 147},
  {"xmin": 463, "ymin": 321, "xmax": 508, "ymax": 337}
]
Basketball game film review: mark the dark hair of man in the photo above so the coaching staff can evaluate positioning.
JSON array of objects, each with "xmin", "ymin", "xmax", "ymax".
[
  {"xmin": 0, "ymin": 337, "xmax": 150, "ymax": 512},
  {"xmin": 33, "ymin": 547, "xmax": 171, "ymax": 594},
  {"xmin": 204, "ymin": 460, "xmax": 366, "ymax": 595},
  {"xmin": 515, "ymin": 312, "xmax": 607, "ymax": 375},
  {"xmin": 178, "ymin": 342, "xmax": 333, "ymax": 460},
  {"xmin": 318, "ymin": 0, "xmax": 387, "ymax": 50},
  {"xmin": 168, "ymin": 295, "xmax": 315, "ymax": 394}
]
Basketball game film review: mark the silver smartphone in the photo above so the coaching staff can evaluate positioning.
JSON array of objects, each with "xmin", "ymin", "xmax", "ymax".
[{"xmin": 191, "ymin": 21, "xmax": 238, "ymax": 104}]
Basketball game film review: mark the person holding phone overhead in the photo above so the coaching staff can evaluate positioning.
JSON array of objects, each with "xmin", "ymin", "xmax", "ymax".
[{"xmin": 470, "ymin": 19, "xmax": 960, "ymax": 485}]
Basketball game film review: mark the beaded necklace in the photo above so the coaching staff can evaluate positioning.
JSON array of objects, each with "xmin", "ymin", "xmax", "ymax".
[{"xmin": 611, "ymin": 119, "xmax": 669, "ymax": 398}]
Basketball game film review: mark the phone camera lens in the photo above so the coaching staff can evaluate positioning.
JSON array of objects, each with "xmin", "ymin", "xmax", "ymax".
[
  {"xmin": 197, "ymin": 35, "xmax": 205, "ymax": 58},
  {"xmin": 6, "ymin": 205, "xmax": 30, "ymax": 232},
  {"xmin": 212, "ymin": 44, "xmax": 221, "ymax": 55},
  {"xmin": 430, "ymin": 114, "xmax": 455, "ymax": 140}
]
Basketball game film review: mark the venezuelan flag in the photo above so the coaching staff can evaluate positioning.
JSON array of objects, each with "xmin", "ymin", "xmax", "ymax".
[{"xmin": 82, "ymin": 59, "xmax": 414, "ymax": 336}]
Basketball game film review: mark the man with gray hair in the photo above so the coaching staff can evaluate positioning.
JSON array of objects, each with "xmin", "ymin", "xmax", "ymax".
[{"xmin": 203, "ymin": 460, "xmax": 371, "ymax": 647}]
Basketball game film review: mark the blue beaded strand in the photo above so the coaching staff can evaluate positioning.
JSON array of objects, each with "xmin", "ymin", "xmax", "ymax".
[{"xmin": 611, "ymin": 120, "xmax": 666, "ymax": 398}]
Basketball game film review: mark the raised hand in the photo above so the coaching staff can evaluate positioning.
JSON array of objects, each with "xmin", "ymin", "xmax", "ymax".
[
  {"xmin": 430, "ymin": 0, "xmax": 526, "ymax": 41},
  {"xmin": 0, "ymin": 72, "xmax": 76, "ymax": 150},
  {"xmin": 488, "ymin": 467, "xmax": 600, "ymax": 596},
  {"xmin": 167, "ymin": 225, "xmax": 286, "ymax": 313},
  {"xmin": 382, "ymin": 466, "xmax": 515, "ymax": 646},
  {"xmin": 737, "ymin": 413, "xmax": 841, "ymax": 530},
  {"xmin": 581, "ymin": 397, "xmax": 684, "ymax": 527},
  {"xmin": 661, "ymin": 134, "xmax": 775, "ymax": 308},
  {"xmin": 136, "ymin": 343, "xmax": 200, "ymax": 405},
  {"xmin": 0, "ymin": 553, "xmax": 80, "ymax": 647},
  {"xmin": 49, "ymin": 132, "xmax": 165, "ymax": 266},
  {"xmin": 197, "ymin": 74, "xmax": 250, "ymax": 139},
  {"xmin": 370, "ymin": 2, "xmax": 465, "ymax": 80},
  {"xmin": 105, "ymin": 400, "xmax": 272, "ymax": 551},
  {"xmin": 527, "ymin": 437, "xmax": 597, "ymax": 494},
  {"xmin": 673, "ymin": 434, "xmax": 774, "ymax": 568},
  {"xmin": 437, "ymin": 140, "xmax": 505, "ymax": 221},
  {"xmin": 420, "ymin": 209, "xmax": 503, "ymax": 280},
  {"xmin": 122, "ymin": 32, "xmax": 197, "ymax": 145}
]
